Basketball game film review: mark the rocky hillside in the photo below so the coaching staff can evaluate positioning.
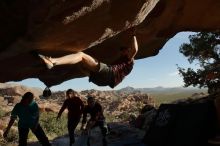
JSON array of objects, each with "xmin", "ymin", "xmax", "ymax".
[
  {"xmin": 44, "ymin": 88, "xmax": 155, "ymax": 120},
  {"xmin": 0, "ymin": 83, "xmax": 42, "ymax": 98},
  {"xmin": 0, "ymin": 84, "xmax": 154, "ymax": 122},
  {"xmin": 81, "ymin": 89, "xmax": 155, "ymax": 121}
]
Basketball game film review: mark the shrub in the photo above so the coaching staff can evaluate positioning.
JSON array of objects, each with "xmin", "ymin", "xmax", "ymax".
[
  {"xmin": 0, "ymin": 128, "xmax": 18, "ymax": 146},
  {"xmin": 39, "ymin": 112, "xmax": 68, "ymax": 138},
  {"xmin": 105, "ymin": 113, "xmax": 116, "ymax": 122},
  {"xmin": 0, "ymin": 107, "xmax": 6, "ymax": 118}
]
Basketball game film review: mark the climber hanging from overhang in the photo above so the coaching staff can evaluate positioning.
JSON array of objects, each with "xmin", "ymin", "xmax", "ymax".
[{"xmin": 39, "ymin": 32, "xmax": 138, "ymax": 88}]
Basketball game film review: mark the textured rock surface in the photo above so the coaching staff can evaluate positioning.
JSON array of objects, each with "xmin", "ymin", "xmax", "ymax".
[{"xmin": 1, "ymin": 0, "xmax": 220, "ymax": 86}]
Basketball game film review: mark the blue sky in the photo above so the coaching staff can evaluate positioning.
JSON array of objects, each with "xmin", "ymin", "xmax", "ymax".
[{"xmin": 12, "ymin": 32, "xmax": 198, "ymax": 91}]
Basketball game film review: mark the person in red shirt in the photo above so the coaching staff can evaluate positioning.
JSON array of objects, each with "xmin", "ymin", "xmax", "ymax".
[
  {"xmin": 39, "ymin": 34, "xmax": 138, "ymax": 88},
  {"xmin": 56, "ymin": 89, "xmax": 84, "ymax": 146}
]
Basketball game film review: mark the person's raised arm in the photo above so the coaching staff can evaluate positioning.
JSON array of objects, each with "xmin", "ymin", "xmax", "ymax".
[
  {"xmin": 3, "ymin": 118, "xmax": 15, "ymax": 138},
  {"xmin": 57, "ymin": 100, "xmax": 67, "ymax": 120},
  {"xmin": 128, "ymin": 35, "xmax": 138, "ymax": 60}
]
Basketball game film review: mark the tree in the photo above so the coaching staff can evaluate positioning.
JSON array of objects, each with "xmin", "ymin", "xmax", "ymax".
[{"xmin": 178, "ymin": 32, "xmax": 220, "ymax": 94}]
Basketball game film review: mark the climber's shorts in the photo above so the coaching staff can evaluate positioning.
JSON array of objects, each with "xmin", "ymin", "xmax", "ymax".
[{"xmin": 89, "ymin": 62, "xmax": 114, "ymax": 87}]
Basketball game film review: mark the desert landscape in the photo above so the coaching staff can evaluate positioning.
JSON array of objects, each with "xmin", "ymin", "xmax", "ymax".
[{"xmin": 0, "ymin": 83, "xmax": 207, "ymax": 146}]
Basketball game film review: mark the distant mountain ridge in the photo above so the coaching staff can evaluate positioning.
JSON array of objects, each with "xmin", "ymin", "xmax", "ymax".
[
  {"xmin": 118, "ymin": 86, "xmax": 207, "ymax": 94},
  {"xmin": 0, "ymin": 83, "xmax": 207, "ymax": 99}
]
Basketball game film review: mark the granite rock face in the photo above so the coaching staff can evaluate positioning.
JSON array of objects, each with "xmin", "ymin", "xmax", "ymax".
[{"xmin": 1, "ymin": 0, "xmax": 220, "ymax": 86}]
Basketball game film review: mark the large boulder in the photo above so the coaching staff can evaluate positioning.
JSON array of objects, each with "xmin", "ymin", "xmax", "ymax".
[
  {"xmin": 143, "ymin": 97, "xmax": 217, "ymax": 146},
  {"xmin": 0, "ymin": 0, "xmax": 220, "ymax": 86}
]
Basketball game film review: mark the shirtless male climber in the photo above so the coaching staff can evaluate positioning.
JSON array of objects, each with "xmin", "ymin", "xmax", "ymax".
[{"xmin": 39, "ymin": 35, "xmax": 138, "ymax": 88}]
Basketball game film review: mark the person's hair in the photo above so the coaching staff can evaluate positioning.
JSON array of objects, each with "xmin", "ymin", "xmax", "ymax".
[
  {"xmin": 66, "ymin": 89, "xmax": 77, "ymax": 95},
  {"xmin": 22, "ymin": 92, "xmax": 34, "ymax": 100},
  {"xmin": 87, "ymin": 95, "xmax": 94, "ymax": 101}
]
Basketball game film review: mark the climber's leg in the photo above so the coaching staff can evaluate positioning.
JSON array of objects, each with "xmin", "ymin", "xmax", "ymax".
[{"xmin": 39, "ymin": 52, "xmax": 99, "ymax": 72}]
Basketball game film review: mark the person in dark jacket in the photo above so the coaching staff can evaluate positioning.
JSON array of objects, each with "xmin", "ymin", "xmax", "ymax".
[{"xmin": 57, "ymin": 89, "xmax": 84, "ymax": 146}]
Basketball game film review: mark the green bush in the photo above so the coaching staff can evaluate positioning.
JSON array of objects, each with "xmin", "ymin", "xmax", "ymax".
[
  {"xmin": 118, "ymin": 112, "xmax": 130, "ymax": 121},
  {"xmin": 0, "ymin": 107, "xmax": 6, "ymax": 118},
  {"xmin": 0, "ymin": 128, "xmax": 18, "ymax": 146},
  {"xmin": 0, "ymin": 107, "xmax": 18, "ymax": 145},
  {"xmin": 5, "ymin": 130, "xmax": 19, "ymax": 143},
  {"xmin": 105, "ymin": 113, "xmax": 116, "ymax": 122},
  {"xmin": 39, "ymin": 112, "xmax": 68, "ymax": 138}
]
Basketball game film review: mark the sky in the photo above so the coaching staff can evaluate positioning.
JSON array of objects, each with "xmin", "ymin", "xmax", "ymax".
[{"xmin": 10, "ymin": 32, "xmax": 199, "ymax": 91}]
